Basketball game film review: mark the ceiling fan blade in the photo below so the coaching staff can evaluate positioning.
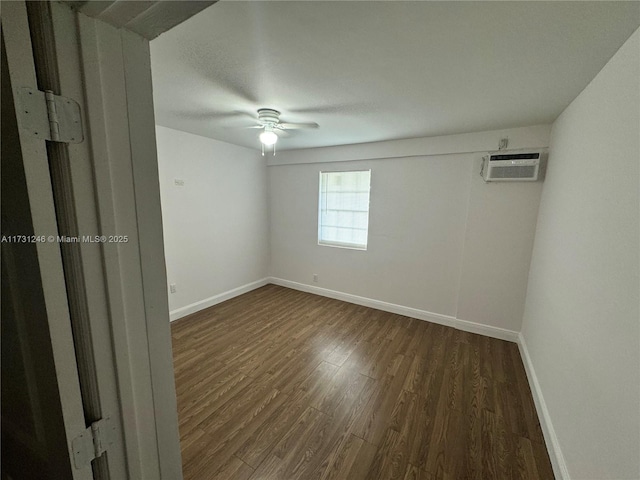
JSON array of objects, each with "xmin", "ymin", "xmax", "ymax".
[
  {"xmin": 279, "ymin": 122, "xmax": 319, "ymax": 130},
  {"xmin": 176, "ymin": 109, "xmax": 255, "ymax": 123},
  {"xmin": 203, "ymin": 68, "xmax": 258, "ymax": 104},
  {"xmin": 288, "ymin": 102, "xmax": 372, "ymax": 115},
  {"xmin": 274, "ymin": 129, "xmax": 290, "ymax": 137}
]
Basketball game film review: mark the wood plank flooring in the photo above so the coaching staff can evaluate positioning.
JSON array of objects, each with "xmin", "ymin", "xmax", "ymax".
[{"xmin": 171, "ymin": 284, "xmax": 554, "ymax": 479}]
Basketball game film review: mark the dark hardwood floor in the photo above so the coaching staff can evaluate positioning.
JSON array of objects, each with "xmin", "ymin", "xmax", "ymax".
[{"xmin": 171, "ymin": 284, "xmax": 554, "ymax": 479}]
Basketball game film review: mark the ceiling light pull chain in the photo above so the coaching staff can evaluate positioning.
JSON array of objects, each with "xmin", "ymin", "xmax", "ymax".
[{"xmin": 261, "ymin": 143, "xmax": 265, "ymax": 156}]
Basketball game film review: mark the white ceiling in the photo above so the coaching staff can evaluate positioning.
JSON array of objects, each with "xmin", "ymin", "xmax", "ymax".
[
  {"xmin": 67, "ymin": 0, "xmax": 216, "ymax": 39},
  {"xmin": 150, "ymin": 1, "xmax": 639, "ymax": 151}
]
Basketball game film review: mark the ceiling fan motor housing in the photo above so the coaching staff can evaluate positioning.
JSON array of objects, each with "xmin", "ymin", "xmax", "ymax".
[{"xmin": 257, "ymin": 108, "xmax": 281, "ymax": 126}]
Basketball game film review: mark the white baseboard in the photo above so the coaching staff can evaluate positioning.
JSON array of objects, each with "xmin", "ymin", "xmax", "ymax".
[
  {"xmin": 170, "ymin": 276, "xmax": 521, "ymax": 343},
  {"xmin": 269, "ymin": 277, "xmax": 519, "ymax": 343},
  {"xmin": 456, "ymin": 317, "xmax": 519, "ymax": 342},
  {"xmin": 169, "ymin": 278, "xmax": 269, "ymax": 322},
  {"xmin": 517, "ymin": 333, "xmax": 569, "ymax": 480}
]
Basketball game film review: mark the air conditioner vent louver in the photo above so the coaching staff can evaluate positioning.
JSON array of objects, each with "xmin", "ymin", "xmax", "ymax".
[
  {"xmin": 489, "ymin": 153, "xmax": 540, "ymax": 161},
  {"xmin": 482, "ymin": 150, "xmax": 542, "ymax": 182},
  {"xmin": 490, "ymin": 165, "xmax": 537, "ymax": 179}
]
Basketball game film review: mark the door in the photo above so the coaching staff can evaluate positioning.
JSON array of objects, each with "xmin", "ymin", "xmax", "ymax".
[{"xmin": 1, "ymin": 3, "xmax": 94, "ymax": 479}]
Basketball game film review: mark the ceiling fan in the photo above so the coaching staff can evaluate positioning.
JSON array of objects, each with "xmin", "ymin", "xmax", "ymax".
[{"xmin": 249, "ymin": 108, "xmax": 319, "ymax": 155}]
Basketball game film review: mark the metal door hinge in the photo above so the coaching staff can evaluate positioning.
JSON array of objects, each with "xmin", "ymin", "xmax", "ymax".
[
  {"xmin": 16, "ymin": 87, "xmax": 83, "ymax": 143},
  {"xmin": 72, "ymin": 417, "xmax": 116, "ymax": 469}
]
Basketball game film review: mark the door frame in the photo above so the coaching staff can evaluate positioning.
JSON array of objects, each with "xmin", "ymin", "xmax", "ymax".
[
  {"xmin": 47, "ymin": 3, "xmax": 184, "ymax": 478},
  {"xmin": 3, "ymin": 2, "xmax": 184, "ymax": 478}
]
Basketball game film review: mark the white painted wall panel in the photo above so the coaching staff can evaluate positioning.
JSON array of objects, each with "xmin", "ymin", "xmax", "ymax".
[
  {"xmin": 156, "ymin": 126, "xmax": 269, "ymax": 315},
  {"xmin": 269, "ymin": 126, "xmax": 548, "ymax": 332},
  {"xmin": 269, "ymin": 155, "xmax": 472, "ymax": 317},
  {"xmin": 522, "ymin": 28, "xmax": 640, "ymax": 479},
  {"xmin": 456, "ymin": 158, "xmax": 544, "ymax": 330}
]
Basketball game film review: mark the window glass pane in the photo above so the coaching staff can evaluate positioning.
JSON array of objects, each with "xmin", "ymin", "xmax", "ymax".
[{"xmin": 318, "ymin": 170, "xmax": 371, "ymax": 249}]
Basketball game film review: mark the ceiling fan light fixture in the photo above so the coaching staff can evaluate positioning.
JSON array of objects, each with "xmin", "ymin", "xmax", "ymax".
[{"xmin": 259, "ymin": 129, "xmax": 278, "ymax": 146}]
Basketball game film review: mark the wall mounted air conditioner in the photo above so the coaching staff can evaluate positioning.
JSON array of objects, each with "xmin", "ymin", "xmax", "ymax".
[{"xmin": 481, "ymin": 150, "xmax": 542, "ymax": 182}]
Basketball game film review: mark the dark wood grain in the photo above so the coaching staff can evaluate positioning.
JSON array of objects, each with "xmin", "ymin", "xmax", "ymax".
[{"xmin": 171, "ymin": 284, "xmax": 554, "ymax": 479}]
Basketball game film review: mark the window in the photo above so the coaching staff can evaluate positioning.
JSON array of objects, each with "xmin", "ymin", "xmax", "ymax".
[{"xmin": 318, "ymin": 170, "xmax": 371, "ymax": 250}]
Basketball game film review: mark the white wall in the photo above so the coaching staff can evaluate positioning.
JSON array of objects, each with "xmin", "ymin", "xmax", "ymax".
[
  {"xmin": 156, "ymin": 126, "xmax": 269, "ymax": 319},
  {"xmin": 269, "ymin": 126, "xmax": 549, "ymax": 335},
  {"xmin": 456, "ymin": 170, "xmax": 543, "ymax": 330},
  {"xmin": 521, "ymin": 29, "xmax": 640, "ymax": 479}
]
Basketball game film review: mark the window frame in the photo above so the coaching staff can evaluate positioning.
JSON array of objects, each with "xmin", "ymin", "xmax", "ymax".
[{"xmin": 317, "ymin": 169, "xmax": 371, "ymax": 251}]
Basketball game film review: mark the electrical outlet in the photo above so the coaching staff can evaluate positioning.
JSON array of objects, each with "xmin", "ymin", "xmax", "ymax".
[
  {"xmin": 313, "ymin": 274, "xmax": 318, "ymax": 283},
  {"xmin": 174, "ymin": 179, "xmax": 185, "ymax": 187},
  {"xmin": 170, "ymin": 283, "xmax": 177, "ymax": 293}
]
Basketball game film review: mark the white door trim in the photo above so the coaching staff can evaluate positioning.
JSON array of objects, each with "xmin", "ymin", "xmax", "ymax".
[{"xmin": 66, "ymin": 7, "xmax": 183, "ymax": 478}]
